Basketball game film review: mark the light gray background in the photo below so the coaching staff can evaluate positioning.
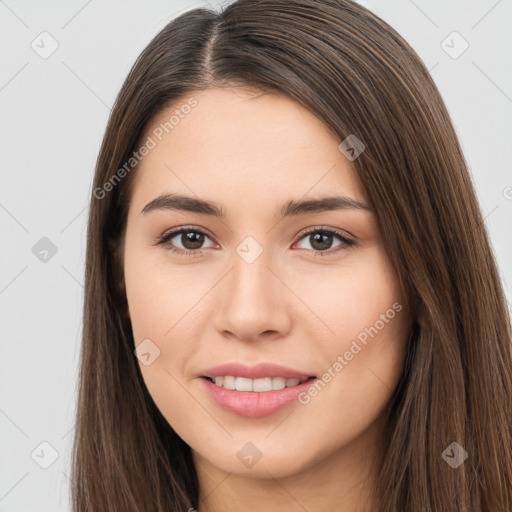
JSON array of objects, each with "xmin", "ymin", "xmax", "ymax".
[{"xmin": 1, "ymin": 0, "xmax": 511, "ymax": 510}]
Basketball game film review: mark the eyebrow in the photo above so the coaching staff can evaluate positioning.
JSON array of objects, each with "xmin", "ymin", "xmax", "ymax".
[{"xmin": 141, "ymin": 193, "xmax": 372, "ymax": 218}]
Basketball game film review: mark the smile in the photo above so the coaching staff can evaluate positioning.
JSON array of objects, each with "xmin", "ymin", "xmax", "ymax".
[
  {"xmin": 204, "ymin": 375, "xmax": 312, "ymax": 392},
  {"xmin": 200, "ymin": 375, "xmax": 318, "ymax": 418}
]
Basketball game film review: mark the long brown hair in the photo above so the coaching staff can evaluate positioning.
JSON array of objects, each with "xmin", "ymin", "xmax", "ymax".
[{"xmin": 71, "ymin": 0, "xmax": 512, "ymax": 510}]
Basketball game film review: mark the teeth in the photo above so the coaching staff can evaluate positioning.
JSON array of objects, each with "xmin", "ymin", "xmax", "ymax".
[
  {"xmin": 253, "ymin": 377, "xmax": 272, "ymax": 392},
  {"xmin": 210, "ymin": 375, "xmax": 308, "ymax": 392},
  {"xmin": 272, "ymin": 377, "xmax": 286, "ymax": 390},
  {"xmin": 235, "ymin": 377, "xmax": 253, "ymax": 392},
  {"xmin": 221, "ymin": 376, "xmax": 235, "ymax": 389}
]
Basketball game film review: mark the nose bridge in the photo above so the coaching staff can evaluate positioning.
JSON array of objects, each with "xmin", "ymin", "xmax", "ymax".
[
  {"xmin": 229, "ymin": 242, "xmax": 278, "ymax": 313},
  {"xmin": 213, "ymin": 239, "xmax": 292, "ymax": 340}
]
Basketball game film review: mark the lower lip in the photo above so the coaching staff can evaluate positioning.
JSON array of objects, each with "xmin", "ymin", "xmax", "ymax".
[{"xmin": 200, "ymin": 377, "xmax": 317, "ymax": 418}]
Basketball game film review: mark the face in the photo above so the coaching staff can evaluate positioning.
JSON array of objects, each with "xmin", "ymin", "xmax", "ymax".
[{"xmin": 122, "ymin": 87, "xmax": 411, "ymax": 480}]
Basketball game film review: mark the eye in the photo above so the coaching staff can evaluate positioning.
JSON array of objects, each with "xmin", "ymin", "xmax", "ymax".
[
  {"xmin": 154, "ymin": 225, "xmax": 355, "ymax": 257},
  {"xmin": 155, "ymin": 227, "xmax": 216, "ymax": 256},
  {"xmin": 294, "ymin": 226, "xmax": 355, "ymax": 256}
]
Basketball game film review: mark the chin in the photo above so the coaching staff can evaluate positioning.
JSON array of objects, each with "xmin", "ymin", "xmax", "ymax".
[{"xmin": 193, "ymin": 437, "xmax": 322, "ymax": 480}]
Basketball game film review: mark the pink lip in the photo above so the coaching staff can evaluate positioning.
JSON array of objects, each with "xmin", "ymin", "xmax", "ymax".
[
  {"xmin": 199, "ymin": 362, "xmax": 315, "ymax": 380},
  {"xmin": 199, "ymin": 377, "xmax": 317, "ymax": 418}
]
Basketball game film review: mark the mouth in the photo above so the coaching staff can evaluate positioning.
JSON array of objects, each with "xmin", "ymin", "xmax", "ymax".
[
  {"xmin": 201, "ymin": 375, "xmax": 316, "ymax": 392},
  {"xmin": 198, "ymin": 362, "xmax": 318, "ymax": 417},
  {"xmin": 200, "ymin": 375, "xmax": 318, "ymax": 418}
]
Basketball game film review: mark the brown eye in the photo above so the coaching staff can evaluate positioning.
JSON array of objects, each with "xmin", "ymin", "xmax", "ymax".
[
  {"xmin": 309, "ymin": 232, "xmax": 335, "ymax": 251},
  {"xmin": 156, "ymin": 227, "xmax": 216, "ymax": 255},
  {"xmin": 295, "ymin": 227, "xmax": 355, "ymax": 255},
  {"xmin": 180, "ymin": 231, "xmax": 205, "ymax": 250}
]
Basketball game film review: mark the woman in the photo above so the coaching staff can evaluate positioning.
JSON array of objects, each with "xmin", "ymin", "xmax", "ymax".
[{"xmin": 71, "ymin": 0, "xmax": 512, "ymax": 510}]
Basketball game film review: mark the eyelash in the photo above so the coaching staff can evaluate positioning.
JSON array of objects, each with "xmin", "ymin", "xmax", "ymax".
[{"xmin": 154, "ymin": 225, "xmax": 356, "ymax": 258}]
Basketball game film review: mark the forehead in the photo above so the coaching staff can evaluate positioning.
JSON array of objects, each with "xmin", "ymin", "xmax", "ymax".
[{"xmin": 130, "ymin": 87, "xmax": 368, "ymax": 215}]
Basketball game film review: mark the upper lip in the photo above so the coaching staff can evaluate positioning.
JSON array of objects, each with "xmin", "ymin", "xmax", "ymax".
[{"xmin": 200, "ymin": 362, "xmax": 316, "ymax": 380}]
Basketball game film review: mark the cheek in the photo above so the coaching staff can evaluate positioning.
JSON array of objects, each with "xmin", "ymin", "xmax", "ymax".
[
  {"xmin": 299, "ymin": 247, "xmax": 406, "ymax": 349},
  {"xmin": 124, "ymin": 244, "xmax": 205, "ymax": 344},
  {"xmin": 124, "ymin": 246, "xmax": 209, "ymax": 401},
  {"xmin": 298, "ymin": 248, "xmax": 409, "ymax": 407},
  {"xmin": 124, "ymin": 250, "xmax": 207, "ymax": 441}
]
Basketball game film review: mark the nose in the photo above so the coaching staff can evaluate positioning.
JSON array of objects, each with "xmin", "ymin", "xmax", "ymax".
[{"xmin": 212, "ymin": 250, "xmax": 293, "ymax": 343}]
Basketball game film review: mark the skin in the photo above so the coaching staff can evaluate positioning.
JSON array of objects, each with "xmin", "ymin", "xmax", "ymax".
[{"xmin": 122, "ymin": 87, "xmax": 412, "ymax": 512}]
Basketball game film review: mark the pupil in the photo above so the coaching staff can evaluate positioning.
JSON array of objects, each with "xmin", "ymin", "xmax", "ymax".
[
  {"xmin": 182, "ymin": 231, "xmax": 204, "ymax": 250},
  {"xmin": 311, "ymin": 232, "xmax": 332, "ymax": 251}
]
